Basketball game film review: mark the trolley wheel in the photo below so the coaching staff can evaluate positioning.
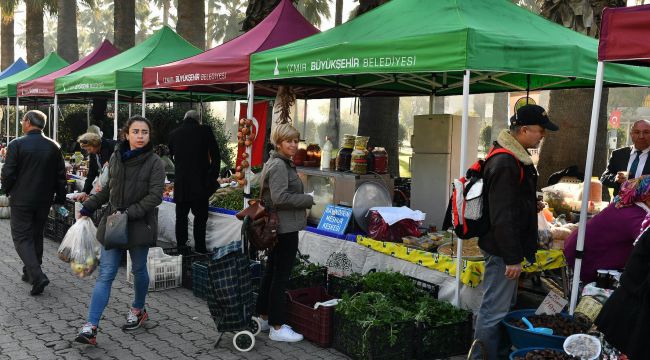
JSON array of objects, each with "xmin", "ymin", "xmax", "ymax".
[
  {"xmin": 250, "ymin": 317, "xmax": 262, "ymax": 336},
  {"xmin": 233, "ymin": 330, "xmax": 255, "ymax": 352}
]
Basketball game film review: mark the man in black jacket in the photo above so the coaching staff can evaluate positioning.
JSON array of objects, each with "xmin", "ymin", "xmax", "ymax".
[
  {"xmin": 1, "ymin": 110, "xmax": 67, "ymax": 295},
  {"xmin": 473, "ymin": 105, "xmax": 558, "ymax": 360},
  {"xmin": 168, "ymin": 110, "xmax": 220, "ymax": 253},
  {"xmin": 601, "ymin": 119, "xmax": 650, "ymax": 197}
]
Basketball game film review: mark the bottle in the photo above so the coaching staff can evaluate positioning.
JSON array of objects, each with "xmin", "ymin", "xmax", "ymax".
[
  {"xmin": 372, "ymin": 147, "xmax": 388, "ymax": 174},
  {"xmin": 57, "ymin": 205, "xmax": 70, "ymax": 218},
  {"xmin": 336, "ymin": 134, "xmax": 355, "ymax": 171},
  {"xmin": 350, "ymin": 136, "xmax": 369, "ymax": 175},
  {"xmin": 321, "ymin": 137, "xmax": 333, "ymax": 170}
]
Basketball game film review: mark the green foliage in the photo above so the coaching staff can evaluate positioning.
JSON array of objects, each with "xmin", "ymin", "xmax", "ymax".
[
  {"xmin": 480, "ymin": 124, "xmax": 492, "ymax": 152},
  {"xmin": 413, "ymin": 296, "xmax": 470, "ymax": 326},
  {"xmin": 361, "ymin": 271, "xmax": 424, "ymax": 310}
]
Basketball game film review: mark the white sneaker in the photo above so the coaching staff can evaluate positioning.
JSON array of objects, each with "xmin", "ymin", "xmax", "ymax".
[
  {"xmin": 255, "ymin": 316, "xmax": 270, "ymax": 332},
  {"xmin": 269, "ymin": 324, "xmax": 304, "ymax": 342}
]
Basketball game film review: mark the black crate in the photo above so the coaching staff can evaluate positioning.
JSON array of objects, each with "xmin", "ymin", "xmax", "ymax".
[
  {"xmin": 44, "ymin": 217, "xmax": 56, "ymax": 239},
  {"xmin": 55, "ymin": 200, "xmax": 76, "ymax": 226},
  {"xmin": 164, "ymin": 247, "xmax": 212, "ymax": 290},
  {"xmin": 327, "ymin": 274, "xmax": 363, "ymax": 298},
  {"xmin": 53, "ymin": 221, "xmax": 70, "ymax": 243},
  {"xmin": 192, "ymin": 261, "xmax": 209, "ymax": 301},
  {"xmin": 414, "ymin": 313, "xmax": 473, "ymax": 359},
  {"xmin": 408, "ymin": 275, "xmax": 440, "ymax": 299},
  {"xmin": 288, "ymin": 266, "xmax": 328, "ymax": 290},
  {"xmin": 332, "ymin": 313, "xmax": 414, "ymax": 360}
]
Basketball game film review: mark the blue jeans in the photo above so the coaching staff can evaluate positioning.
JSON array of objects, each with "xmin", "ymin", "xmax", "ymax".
[
  {"xmin": 472, "ymin": 251, "xmax": 518, "ymax": 360},
  {"xmin": 87, "ymin": 246, "xmax": 149, "ymax": 326}
]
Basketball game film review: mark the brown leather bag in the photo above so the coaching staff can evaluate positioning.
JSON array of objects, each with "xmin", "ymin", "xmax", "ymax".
[{"xmin": 236, "ymin": 165, "xmax": 278, "ymax": 251}]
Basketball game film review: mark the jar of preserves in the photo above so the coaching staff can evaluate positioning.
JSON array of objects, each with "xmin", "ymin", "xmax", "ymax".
[
  {"xmin": 306, "ymin": 143, "xmax": 321, "ymax": 163},
  {"xmin": 351, "ymin": 148, "xmax": 368, "ymax": 174},
  {"xmin": 372, "ymin": 147, "xmax": 388, "ymax": 174},
  {"xmin": 336, "ymin": 134, "xmax": 356, "ymax": 171}
]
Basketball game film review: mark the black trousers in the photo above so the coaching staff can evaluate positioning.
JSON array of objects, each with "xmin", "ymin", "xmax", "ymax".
[
  {"xmin": 175, "ymin": 197, "xmax": 209, "ymax": 253},
  {"xmin": 255, "ymin": 231, "xmax": 299, "ymax": 326},
  {"xmin": 10, "ymin": 205, "xmax": 50, "ymax": 281}
]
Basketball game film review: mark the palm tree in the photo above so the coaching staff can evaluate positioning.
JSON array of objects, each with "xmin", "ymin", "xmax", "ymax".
[
  {"xmin": 296, "ymin": 0, "xmax": 330, "ymax": 28},
  {"xmin": 241, "ymin": 0, "xmax": 277, "ymax": 31},
  {"xmin": 206, "ymin": 0, "xmax": 245, "ymax": 48},
  {"xmin": 535, "ymin": 0, "xmax": 625, "ymax": 189},
  {"xmin": 57, "ymin": 0, "xmax": 81, "ymax": 63},
  {"xmin": 78, "ymin": 0, "xmax": 113, "ymax": 55},
  {"xmin": 114, "ymin": 0, "xmax": 135, "ymax": 52},
  {"xmin": 135, "ymin": 1, "xmax": 161, "ymax": 44},
  {"xmin": 326, "ymin": 0, "xmax": 343, "ymax": 147},
  {"xmin": 0, "ymin": 0, "xmax": 17, "ymax": 70},
  {"xmin": 177, "ymin": 0, "xmax": 205, "ymax": 50},
  {"xmin": 153, "ymin": 0, "xmax": 171, "ymax": 26}
]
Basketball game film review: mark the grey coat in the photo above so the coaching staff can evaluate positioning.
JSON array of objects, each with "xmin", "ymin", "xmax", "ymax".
[
  {"xmin": 261, "ymin": 151, "xmax": 313, "ymax": 234},
  {"xmin": 83, "ymin": 141, "xmax": 165, "ymax": 249}
]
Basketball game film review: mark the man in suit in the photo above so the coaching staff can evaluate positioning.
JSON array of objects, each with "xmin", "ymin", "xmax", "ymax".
[
  {"xmin": 168, "ymin": 110, "xmax": 221, "ymax": 254},
  {"xmin": 601, "ymin": 119, "xmax": 650, "ymax": 197},
  {"xmin": 1, "ymin": 110, "xmax": 67, "ymax": 295}
]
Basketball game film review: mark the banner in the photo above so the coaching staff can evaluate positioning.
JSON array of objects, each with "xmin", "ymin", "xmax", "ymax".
[{"xmin": 237, "ymin": 101, "xmax": 269, "ymax": 168}]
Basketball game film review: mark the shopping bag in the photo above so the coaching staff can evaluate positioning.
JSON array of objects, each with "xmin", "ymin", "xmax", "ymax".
[{"xmin": 57, "ymin": 217, "xmax": 101, "ymax": 278}]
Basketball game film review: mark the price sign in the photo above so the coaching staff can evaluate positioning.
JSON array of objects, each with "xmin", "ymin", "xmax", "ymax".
[
  {"xmin": 317, "ymin": 205, "xmax": 353, "ymax": 236},
  {"xmin": 535, "ymin": 290, "xmax": 568, "ymax": 315}
]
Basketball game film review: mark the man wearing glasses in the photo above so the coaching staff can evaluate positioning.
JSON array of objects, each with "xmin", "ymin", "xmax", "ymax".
[{"xmin": 601, "ymin": 119, "xmax": 650, "ymax": 197}]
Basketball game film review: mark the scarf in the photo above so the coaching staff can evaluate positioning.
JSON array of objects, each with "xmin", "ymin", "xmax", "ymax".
[{"xmin": 496, "ymin": 129, "xmax": 534, "ymax": 165}]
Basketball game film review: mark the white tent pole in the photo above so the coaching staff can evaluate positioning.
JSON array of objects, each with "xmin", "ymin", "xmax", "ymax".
[
  {"xmin": 141, "ymin": 90, "xmax": 146, "ymax": 117},
  {"xmin": 86, "ymin": 102, "xmax": 91, "ymax": 128},
  {"xmin": 53, "ymin": 95, "xmax": 59, "ymax": 142},
  {"xmin": 128, "ymin": 103, "xmax": 132, "ymax": 118},
  {"xmin": 455, "ymin": 69, "xmax": 471, "ymax": 308},
  {"xmin": 47, "ymin": 104, "xmax": 51, "ymax": 138},
  {"xmin": 303, "ymin": 99, "xmax": 308, "ymax": 136},
  {"xmin": 570, "ymin": 61, "xmax": 605, "ymax": 314},
  {"xmin": 244, "ymin": 81, "xmax": 255, "ymax": 210},
  {"xmin": 6, "ymin": 97, "xmax": 9, "ymax": 144},
  {"xmin": 15, "ymin": 96, "xmax": 19, "ymax": 138},
  {"xmin": 114, "ymin": 90, "xmax": 119, "ymax": 140}
]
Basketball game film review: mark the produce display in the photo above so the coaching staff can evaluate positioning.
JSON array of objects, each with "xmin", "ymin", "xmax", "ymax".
[
  {"xmin": 512, "ymin": 349, "xmax": 579, "ymax": 360},
  {"xmin": 235, "ymin": 118, "xmax": 256, "ymax": 187},
  {"xmin": 437, "ymin": 238, "xmax": 483, "ymax": 259},
  {"xmin": 508, "ymin": 314, "xmax": 588, "ymax": 337},
  {"xmin": 564, "ymin": 334, "xmax": 601, "ymax": 360}
]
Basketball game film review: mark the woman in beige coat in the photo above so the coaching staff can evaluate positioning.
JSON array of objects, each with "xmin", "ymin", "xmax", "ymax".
[{"xmin": 255, "ymin": 124, "xmax": 314, "ymax": 342}]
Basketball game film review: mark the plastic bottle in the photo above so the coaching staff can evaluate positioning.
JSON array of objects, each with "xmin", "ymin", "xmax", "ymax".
[{"xmin": 321, "ymin": 137, "xmax": 333, "ymax": 170}]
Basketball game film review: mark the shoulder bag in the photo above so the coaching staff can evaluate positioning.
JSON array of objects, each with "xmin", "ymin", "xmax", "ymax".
[{"xmin": 235, "ymin": 164, "xmax": 278, "ymax": 251}]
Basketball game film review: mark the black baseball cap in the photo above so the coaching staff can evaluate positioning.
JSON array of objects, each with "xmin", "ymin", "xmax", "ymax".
[{"xmin": 510, "ymin": 104, "xmax": 559, "ymax": 131}]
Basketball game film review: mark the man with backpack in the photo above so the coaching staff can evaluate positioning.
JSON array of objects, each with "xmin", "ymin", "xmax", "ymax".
[{"xmin": 472, "ymin": 104, "xmax": 558, "ymax": 360}]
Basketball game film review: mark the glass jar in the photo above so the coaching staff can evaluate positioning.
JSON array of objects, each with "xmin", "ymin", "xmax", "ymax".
[
  {"xmin": 294, "ymin": 148, "xmax": 307, "ymax": 166},
  {"xmin": 306, "ymin": 143, "xmax": 321, "ymax": 163},
  {"xmin": 351, "ymin": 148, "xmax": 368, "ymax": 174},
  {"xmin": 366, "ymin": 147, "xmax": 375, "ymax": 173},
  {"xmin": 372, "ymin": 147, "xmax": 388, "ymax": 174},
  {"xmin": 336, "ymin": 134, "xmax": 356, "ymax": 171}
]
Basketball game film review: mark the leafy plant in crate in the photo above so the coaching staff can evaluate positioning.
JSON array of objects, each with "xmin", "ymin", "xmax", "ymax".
[
  {"xmin": 289, "ymin": 254, "xmax": 327, "ymax": 290},
  {"xmin": 361, "ymin": 271, "xmax": 428, "ymax": 310},
  {"xmin": 413, "ymin": 296, "xmax": 473, "ymax": 358}
]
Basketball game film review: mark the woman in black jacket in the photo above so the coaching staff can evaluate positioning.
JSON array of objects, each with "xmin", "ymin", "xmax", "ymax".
[{"xmin": 74, "ymin": 116, "xmax": 165, "ymax": 345}]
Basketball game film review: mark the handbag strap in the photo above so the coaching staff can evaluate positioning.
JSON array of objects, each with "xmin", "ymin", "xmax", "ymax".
[{"xmin": 258, "ymin": 162, "xmax": 271, "ymax": 201}]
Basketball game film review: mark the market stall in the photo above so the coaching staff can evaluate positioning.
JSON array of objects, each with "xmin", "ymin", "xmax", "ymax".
[
  {"xmin": 0, "ymin": 58, "xmax": 28, "ymax": 80},
  {"xmin": 16, "ymin": 40, "xmax": 119, "ymax": 142},
  {"xmin": 249, "ymin": 0, "xmax": 650, "ymax": 306},
  {"xmin": 0, "ymin": 53, "xmax": 69, "ymax": 143}
]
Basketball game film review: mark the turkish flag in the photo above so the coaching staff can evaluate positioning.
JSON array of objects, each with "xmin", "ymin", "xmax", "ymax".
[
  {"xmin": 609, "ymin": 109, "xmax": 621, "ymax": 129},
  {"xmin": 237, "ymin": 101, "xmax": 268, "ymax": 168}
]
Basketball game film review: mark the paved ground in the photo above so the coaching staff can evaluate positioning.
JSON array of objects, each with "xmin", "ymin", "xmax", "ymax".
[{"xmin": 0, "ymin": 219, "xmax": 350, "ymax": 360}]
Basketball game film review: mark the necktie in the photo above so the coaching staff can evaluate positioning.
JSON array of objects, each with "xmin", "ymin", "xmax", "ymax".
[{"xmin": 629, "ymin": 150, "xmax": 642, "ymax": 179}]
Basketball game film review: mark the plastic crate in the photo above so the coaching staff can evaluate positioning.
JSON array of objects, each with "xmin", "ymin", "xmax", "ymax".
[
  {"xmin": 414, "ymin": 313, "xmax": 473, "ymax": 359},
  {"xmin": 286, "ymin": 287, "xmax": 335, "ymax": 347},
  {"xmin": 164, "ymin": 247, "xmax": 212, "ymax": 290},
  {"xmin": 44, "ymin": 217, "xmax": 56, "ymax": 239},
  {"xmin": 191, "ymin": 261, "xmax": 209, "ymax": 300},
  {"xmin": 332, "ymin": 312, "xmax": 414, "ymax": 360},
  {"xmin": 408, "ymin": 275, "xmax": 440, "ymax": 299},
  {"xmin": 127, "ymin": 247, "xmax": 182, "ymax": 291},
  {"xmin": 54, "ymin": 221, "xmax": 70, "ymax": 243},
  {"xmin": 327, "ymin": 274, "xmax": 363, "ymax": 298},
  {"xmin": 288, "ymin": 266, "xmax": 328, "ymax": 290},
  {"xmin": 55, "ymin": 200, "xmax": 76, "ymax": 226}
]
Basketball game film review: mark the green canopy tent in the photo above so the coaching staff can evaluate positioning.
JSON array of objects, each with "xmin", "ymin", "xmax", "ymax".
[
  {"xmin": 55, "ymin": 26, "xmax": 227, "ymax": 140},
  {"xmin": 0, "ymin": 53, "xmax": 69, "ymax": 143},
  {"xmin": 250, "ymin": 0, "xmax": 650, "ymax": 307}
]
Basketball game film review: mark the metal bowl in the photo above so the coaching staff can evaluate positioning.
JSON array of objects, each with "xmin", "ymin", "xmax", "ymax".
[{"xmin": 352, "ymin": 181, "xmax": 392, "ymax": 232}]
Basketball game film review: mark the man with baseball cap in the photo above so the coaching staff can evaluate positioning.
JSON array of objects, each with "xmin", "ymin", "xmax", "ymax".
[{"xmin": 472, "ymin": 104, "xmax": 558, "ymax": 359}]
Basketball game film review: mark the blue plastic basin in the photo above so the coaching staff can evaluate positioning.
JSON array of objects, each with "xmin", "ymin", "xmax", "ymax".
[
  {"xmin": 509, "ymin": 347, "xmax": 566, "ymax": 359},
  {"xmin": 501, "ymin": 309, "xmax": 573, "ymax": 349}
]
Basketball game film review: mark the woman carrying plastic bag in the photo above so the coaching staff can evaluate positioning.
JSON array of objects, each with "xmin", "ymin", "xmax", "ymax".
[{"xmin": 57, "ymin": 218, "xmax": 101, "ymax": 278}]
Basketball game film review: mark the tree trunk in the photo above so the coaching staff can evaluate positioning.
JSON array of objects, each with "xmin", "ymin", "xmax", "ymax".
[
  {"xmin": 326, "ymin": 0, "xmax": 344, "ymax": 147},
  {"xmin": 177, "ymin": 0, "xmax": 205, "ymax": 50},
  {"xmin": 536, "ymin": 88, "xmax": 609, "ymax": 188},
  {"xmin": 242, "ymin": 0, "xmax": 279, "ymax": 31},
  {"xmin": 114, "ymin": 0, "xmax": 135, "ymax": 52},
  {"xmin": 163, "ymin": 0, "xmax": 170, "ymax": 26},
  {"xmin": 358, "ymin": 97, "xmax": 400, "ymax": 176},
  {"xmin": 57, "ymin": 0, "xmax": 79, "ymax": 63},
  {"xmin": 490, "ymin": 92, "xmax": 508, "ymax": 143},
  {"xmin": 26, "ymin": 2, "xmax": 45, "ymax": 65},
  {"xmin": 1, "ymin": 16, "xmax": 14, "ymax": 70}
]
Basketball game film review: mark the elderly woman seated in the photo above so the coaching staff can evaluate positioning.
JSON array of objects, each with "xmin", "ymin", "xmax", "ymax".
[{"xmin": 564, "ymin": 175, "xmax": 650, "ymax": 283}]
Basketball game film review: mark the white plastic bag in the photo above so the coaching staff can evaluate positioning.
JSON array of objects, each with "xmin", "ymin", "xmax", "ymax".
[
  {"xmin": 57, "ymin": 217, "xmax": 101, "ymax": 278},
  {"xmin": 537, "ymin": 212, "xmax": 553, "ymax": 249},
  {"xmin": 92, "ymin": 163, "xmax": 109, "ymax": 193}
]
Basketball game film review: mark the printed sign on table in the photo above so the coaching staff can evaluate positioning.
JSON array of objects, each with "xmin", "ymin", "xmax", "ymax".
[
  {"xmin": 317, "ymin": 205, "xmax": 353, "ymax": 236},
  {"xmin": 535, "ymin": 290, "xmax": 568, "ymax": 315}
]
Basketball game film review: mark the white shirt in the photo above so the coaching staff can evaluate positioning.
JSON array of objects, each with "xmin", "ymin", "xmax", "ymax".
[{"xmin": 627, "ymin": 146, "xmax": 650, "ymax": 179}]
